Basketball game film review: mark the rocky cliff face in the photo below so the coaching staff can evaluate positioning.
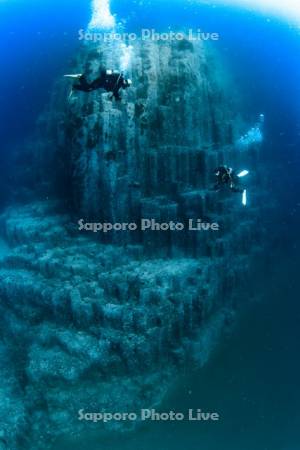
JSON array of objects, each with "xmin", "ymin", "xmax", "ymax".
[
  {"xmin": 64, "ymin": 39, "xmax": 234, "ymax": 219},
  {"xmin": 0, "ymin": 38, "xmax": 265, "ymax": 449}
]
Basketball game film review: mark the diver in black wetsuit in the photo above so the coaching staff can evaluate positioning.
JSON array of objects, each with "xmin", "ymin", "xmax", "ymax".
[
  {"xmin": 72, "ymin": 70, "xmax": 132, "ymax": 101},
  {"xmin": 213, "ymin": 166, "xmax": 243, "ymax": 193}
]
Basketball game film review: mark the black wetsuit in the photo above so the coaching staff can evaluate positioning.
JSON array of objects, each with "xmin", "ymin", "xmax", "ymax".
[
  {"xmin": 214, "ymin": 167, "xmax": 243, "ymax": 193},
  {"xmin": 73, "ymin": 71, "xmax": 128, "ymax": 101}
]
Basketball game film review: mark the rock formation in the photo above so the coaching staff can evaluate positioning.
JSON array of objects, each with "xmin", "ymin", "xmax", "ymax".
[{"xmin": 0, "ymin": 38, "xmax": 266, "ymax": 449}]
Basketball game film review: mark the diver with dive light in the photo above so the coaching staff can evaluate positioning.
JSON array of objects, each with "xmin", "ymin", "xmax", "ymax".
[{"xmin": 213, "ymin": 166, "xmax": 249, "ymax": 206}]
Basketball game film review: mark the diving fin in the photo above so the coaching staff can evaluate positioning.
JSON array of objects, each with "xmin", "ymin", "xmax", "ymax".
[{"xmin": 68, "ymin": 88, "xmax": 74, "ymax": 100}]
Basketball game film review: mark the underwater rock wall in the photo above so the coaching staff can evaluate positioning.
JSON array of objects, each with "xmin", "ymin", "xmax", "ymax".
[
  {"xmin": 0, "ymin": 200, "xmax": 258, "ymax": 449},
  {"xmin": 0, "ymin": 38, "xmax": 266, "ymax": 449},
  {"xmin": 67, "ymin": 40, "xmax": 235, "ymax": 222},
  {"xmin": 37, "ymin": 38, "xmax": 263, "ymax": 257}
]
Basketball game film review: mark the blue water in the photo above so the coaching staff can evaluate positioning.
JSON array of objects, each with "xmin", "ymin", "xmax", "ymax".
[
  {"xmin": 1, "ymin": 0, "xmax": 300, "ymax": 207},
  {"xmin": 1, "ymin": 1, "xmax": 300, "ymax": 146},
  {"xmin": 62, "ymin": 253, "xmax": 300, "ymax": 450},
  {"xmin": 1, "ymin": 1, "xmax": 300, "ymax": 448}
]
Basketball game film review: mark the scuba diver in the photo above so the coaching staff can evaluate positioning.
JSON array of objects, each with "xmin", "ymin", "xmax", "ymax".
[
  {"xmin": 213, "ymin": 166, "xmax": 249, "ymax": 206},
  {"xmin": 65, "ymin": 69, "xmax": 132, "ymax": 101},
  {"xmin": 213, "ymin": 166, "xmax": 245, "ymax": 193}
]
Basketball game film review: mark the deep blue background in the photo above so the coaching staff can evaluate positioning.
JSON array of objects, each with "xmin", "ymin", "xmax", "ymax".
[
  {"xmin": 0, "ymin": 0, "xmax": 89, "ymax": 150},
  {"xmin": 1, "ymin": 0, "xmax": 300, "ymax": 149},
  {"xmin": 0, "ymin": 0, "xmax": 300, "ymax": 221},
  {"xmin": 0, "ymin": 0, "xmax": 299, "ymax": 229},
  {"xmin": 0, "ymin": 2, "xmax": 300, "ymax": 449},
  {"xmin": 0, "ymin": 0, "xmax": 299, "ymax": 228}
]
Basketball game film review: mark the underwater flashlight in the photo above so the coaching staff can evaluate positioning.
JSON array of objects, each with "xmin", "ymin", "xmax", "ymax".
[
  {"xmin": 106, "ymin": 69, "xmax": 113, "ymax": 75},
  {"xmin": 237, "ymin": 170, "xmax": 249, "ymax": 178},
  {"xmin": 64, "ymin": 74, "xmax": 83, "ymax": 79},
  {"xmin": 242, "ymin": 189, "xmax": 247, "ymax": 206}
]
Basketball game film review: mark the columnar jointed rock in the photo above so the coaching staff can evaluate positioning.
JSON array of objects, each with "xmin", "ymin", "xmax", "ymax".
[
  {"xmin": 39, "ymin": 39, "xmax": 257, "ymax": 253},
  {"xmin": 0, "ymin": 38, "xmax": 266, "ymax": 449},
  {"xmin": 0, "ymin": 200, "xmax": 255, "ymax": 449}
]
